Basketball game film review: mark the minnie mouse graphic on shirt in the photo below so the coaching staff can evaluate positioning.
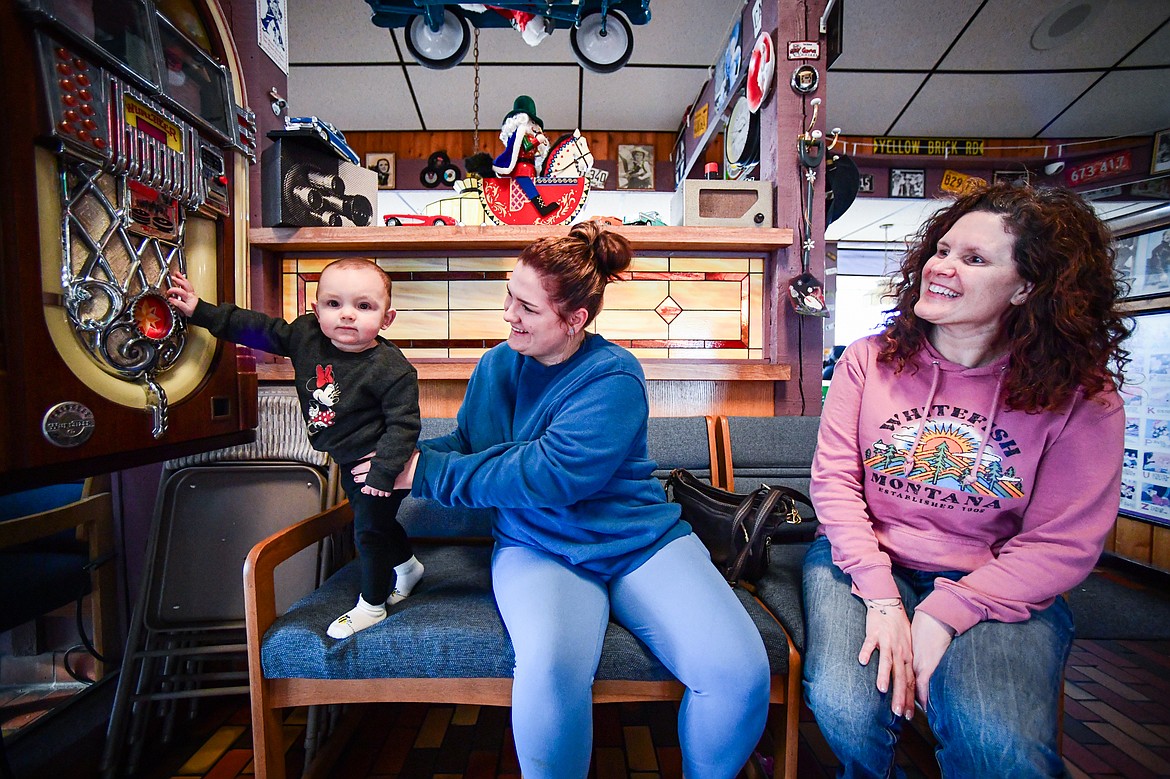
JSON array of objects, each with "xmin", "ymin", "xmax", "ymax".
[{"xmin": 306, "ymin": 363, "xmax": 339, "ymax": 434}]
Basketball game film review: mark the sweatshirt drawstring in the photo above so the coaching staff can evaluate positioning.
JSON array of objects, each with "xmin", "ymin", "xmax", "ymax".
[
  {"xmin": 903, "ymin": 361, "xmax": 942, "ymax": 477},
  {"xmin": 963, "ymin": 366, "xmax": 1006, "ymax": 486}
]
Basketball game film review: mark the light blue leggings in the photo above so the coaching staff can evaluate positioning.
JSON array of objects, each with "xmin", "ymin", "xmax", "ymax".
[{"xmin": 492, "ymin": 533, "xmax": 771, "ymax": 779}]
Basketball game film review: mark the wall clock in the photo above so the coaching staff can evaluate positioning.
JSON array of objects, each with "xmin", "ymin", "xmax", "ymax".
[{"xmin": 724, "ymin": 93, "xmax": 760, "ymax": 167}]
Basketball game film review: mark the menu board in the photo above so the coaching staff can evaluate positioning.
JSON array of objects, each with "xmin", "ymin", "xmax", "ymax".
[{"xmin": 1120, "ymin": 310, "xmax": 1170, "ymax": 526}]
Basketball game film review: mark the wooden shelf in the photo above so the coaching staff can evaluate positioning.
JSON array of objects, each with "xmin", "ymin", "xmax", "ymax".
[
  {"xmin": 249, "ymin": 225, "xmax": 793, "ymax": 253},
  {"xmin": 257, "ymin": 359, "xmax": 789, "ymax": 382}
]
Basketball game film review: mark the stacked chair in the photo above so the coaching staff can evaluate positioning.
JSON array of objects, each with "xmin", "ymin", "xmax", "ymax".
[{"xmin": 100, "ymin": 386, "xmax": 339, "ymax": 777}]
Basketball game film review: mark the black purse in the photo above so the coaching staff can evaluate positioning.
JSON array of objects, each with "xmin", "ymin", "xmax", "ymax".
[{"xmin": 666, "ymin": 468, "xmax": 817, "ymax": 585}]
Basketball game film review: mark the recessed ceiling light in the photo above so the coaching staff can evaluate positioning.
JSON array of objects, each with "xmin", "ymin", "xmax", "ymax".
[{"xmin": 1031, "ymin": 0, "xmax": 1107, "ymax": 51}]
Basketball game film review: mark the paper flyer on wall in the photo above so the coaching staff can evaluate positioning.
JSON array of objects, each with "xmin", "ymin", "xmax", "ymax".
[
  {"xmin": 1120, "ymin": 311, "xmax": 1170, "ymax": 526},
  {"xmin": 258, "ymin": 0, "xmax": 289, "ymax": 74}
]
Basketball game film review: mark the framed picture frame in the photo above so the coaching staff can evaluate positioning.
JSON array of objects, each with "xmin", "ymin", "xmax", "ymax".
[
  {"xmin": 617, "ymin": 144, "xmax": 655, "ymax": 190},
  {"xmin": 857, "ymin": 173, "xmax": 874, "ymax": 194},
  {"xmin": 888, "ymin": 168, "xmax": 925, "ymax": 198},
  {"xmin": 993, "ymin": 169, "xmax": 1029, "ymax": 187},
  {"xmin": 1117, "ymin": 226, "xmax": 1170, "ymax": 299},
  {"xmin": 1152, "ymin": 129, "xmax": 1170, "ymax": 175},
  {"xmin": 1119, "ymin": 310, "xmax": 1170, "ymax": 528},
  {"xmin": 365, "ymin": 152, "xmax": 395, "ymax": 190}
]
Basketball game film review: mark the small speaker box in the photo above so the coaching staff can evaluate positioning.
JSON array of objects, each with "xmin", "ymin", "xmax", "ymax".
[
  {"xmin": 262, "ymin": 134, "xmax": 378, "ymax": 227},
  {"xmin": 671, "ymin": 180, "xmax": 773, "ymax": 227}
]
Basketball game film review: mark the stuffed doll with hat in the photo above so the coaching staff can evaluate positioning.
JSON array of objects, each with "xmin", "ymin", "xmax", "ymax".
[{"xmin": 489, "ymin": 95, "xmax": 558, "ymax": 216}]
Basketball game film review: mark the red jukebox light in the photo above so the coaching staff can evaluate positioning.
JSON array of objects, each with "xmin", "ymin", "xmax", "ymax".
[{"xmin": 0, "ymin": 0, "xmax": 259, "ymax": 490}]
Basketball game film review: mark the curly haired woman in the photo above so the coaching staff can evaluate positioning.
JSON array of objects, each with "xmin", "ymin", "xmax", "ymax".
[{"xmin": 804, "ymin": 182, "xmax": 1130, "ymax": 778}]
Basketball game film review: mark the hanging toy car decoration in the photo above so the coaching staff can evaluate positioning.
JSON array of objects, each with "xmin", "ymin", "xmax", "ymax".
[
  {"xmin": 364, "ymin": 2, "xmax": 652, "ymax": 73},
  {"xmin": 464, "ymin": 95, "xmax": 594, "ymax": 226}
]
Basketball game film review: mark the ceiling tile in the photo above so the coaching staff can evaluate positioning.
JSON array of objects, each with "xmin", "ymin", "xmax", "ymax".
[
  {"xmin": 1120, "ymin": 15, "xmax": 1170, "ymax": 67},
  {"xmin": 888, "ymin": 72, "xmax": 1102, "ymax": 137},
  {"xmin": 288, "ymin": 0, "xmax": 402, "ymax": 64},
  {"xmin": 627, "ymin": 0, "xmax": 744, "ymax": 66},
  {"xmin": 282, "ymin": 0, "xmax": 1170, "ymax": 140},
  {"xmin": 941, "ymin": 0, "xmax": 1169, "ymax": 70},
  {"xmin": 410, "ymin": 65, "xmax": 581, "ymax": 132},
  {"xmin": 830, "ymin": 0, "xmax": 986, "ymax": 71},
  {"xmin": 581, "ymin": 67, "xmax": 709, "ymax": 132},
  {"xmin": 1043, "ymin": 69, "xmax": 1170, "ymax": 137},
  {"xmin": 824, "ymin": 73, "xmax": 929, "ymax": 137},
  {"xmin": 288, "ymin": 65, "xmax": 420, "ymax": 131}
]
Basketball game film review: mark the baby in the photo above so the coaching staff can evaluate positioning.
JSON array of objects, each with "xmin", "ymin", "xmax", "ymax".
[{"xmin": 168, "ymin": 258, "xmax": 422, "ymax": 638}]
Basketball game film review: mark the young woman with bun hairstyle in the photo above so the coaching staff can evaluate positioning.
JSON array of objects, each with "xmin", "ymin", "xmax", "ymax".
[
  {"xmin": 804, "ymin": 182, "xmax": 1130, "ymax": 777},
  {"xmin": 355, "ymin": 220, "xmax": 771, "ymax": 779}
]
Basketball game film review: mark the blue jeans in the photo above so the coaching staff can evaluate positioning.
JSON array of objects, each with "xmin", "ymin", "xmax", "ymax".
[
  {"xmin": 492, "ymin": 533, "xmax": 771, "ymax": 779},
  {"xmin": 802, "ymin": 536, "xmax": 1072, "ymax": 779}
]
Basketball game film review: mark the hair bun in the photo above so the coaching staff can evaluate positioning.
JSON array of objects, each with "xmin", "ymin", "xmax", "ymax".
[{"xmin": 570, "ymin": 220, "xmax": 632, "ymax": 280}]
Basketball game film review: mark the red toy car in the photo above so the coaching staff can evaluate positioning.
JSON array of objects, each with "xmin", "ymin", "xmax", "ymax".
[{"xmin": 383, "ymin": 213, "xmax": 457, "ymax": 226}]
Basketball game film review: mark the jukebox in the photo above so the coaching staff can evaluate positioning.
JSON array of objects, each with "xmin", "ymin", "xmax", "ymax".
[{"xmin": 0, "ymin": 0, "xmax": 259, "ymax": 490}]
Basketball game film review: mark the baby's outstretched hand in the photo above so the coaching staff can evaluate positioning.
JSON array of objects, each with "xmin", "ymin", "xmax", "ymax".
[{"xmin": 167, "ymin": 270, "xmax": 200, "ymax": 316}]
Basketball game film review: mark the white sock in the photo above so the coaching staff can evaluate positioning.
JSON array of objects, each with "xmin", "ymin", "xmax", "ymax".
[
  {"xmin": 326, "ymin": 595, "xmax": 387, "ymax": 639},
  {"xmin": 388, "ymin": 556, "xmax": 425, "ymax": 605}
]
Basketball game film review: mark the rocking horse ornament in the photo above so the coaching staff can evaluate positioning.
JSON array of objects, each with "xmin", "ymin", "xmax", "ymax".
[{"xmin": 472, "ymin": 95, "xmax": 592, "ymax": 226}]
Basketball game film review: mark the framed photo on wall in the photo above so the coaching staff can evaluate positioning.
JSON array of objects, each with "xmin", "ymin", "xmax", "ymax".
[
  {"xmin": 1152, "ymin": 129, "xmax": 1170, "ymax": 175},
  {"xmin": 993, "ymin": 169, "xmax": 1029, "ymax": 187},
  {"xmin": 1119, "ymin": 227, "xmax": 1170, "ymax": 298},
  {"xmin": 365, "ymin": 152, "xmax": 395, "ymax": 190},
  {"xmin": 857, "ymin": 173, "xmax": 874, "ymax": 194},
  {"xmin": 617, "ymin": 144, "xmax": 655, "ymax": 190},
  {"xmin": 888, "ymin": 168, "xmax": 925, "ymax": 198}
]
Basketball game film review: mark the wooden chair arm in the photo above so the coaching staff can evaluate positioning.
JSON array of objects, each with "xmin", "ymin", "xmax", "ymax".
[
  {"xmin": 0, "ymin": 493, "xmax": 113, "ymax": 548},
  {"xmin": 243, "ymin": 500, "xmax": 354, "ymax": 641}
]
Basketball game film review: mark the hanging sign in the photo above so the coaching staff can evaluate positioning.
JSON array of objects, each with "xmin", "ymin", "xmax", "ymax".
[
  {"xmin": 873, "ymin": 137, "xmax": 986, "ymax": 156},
  {"xmin": 940, "ymin": 169, "xmax": 987, "ymax": 195},
  {"xmin": 1065, "ymin": 150, "xmax": 1133, "ymax": 187}
]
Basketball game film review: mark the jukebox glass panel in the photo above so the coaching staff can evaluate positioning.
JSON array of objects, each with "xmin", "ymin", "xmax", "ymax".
[
  {"xmin": 156, "ymin": 12, "xmax": 231, "ymax": 139},
  {"xmin": 36, "ymin": 0, "xmax": 158, "ymax": 86}
]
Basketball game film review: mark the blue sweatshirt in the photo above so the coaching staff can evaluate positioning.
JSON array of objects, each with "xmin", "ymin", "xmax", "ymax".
[{"xmin": 412, "ymin": 335, "xmax": 690, "ymax": 578}]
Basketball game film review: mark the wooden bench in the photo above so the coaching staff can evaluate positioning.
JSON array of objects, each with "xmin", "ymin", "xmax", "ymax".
[{"xmin": 244, "ymin": 416, "xmax": 817, "ymax": 778}]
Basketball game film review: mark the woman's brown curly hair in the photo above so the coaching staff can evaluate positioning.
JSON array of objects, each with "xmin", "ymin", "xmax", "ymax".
[{"xmin": 879, "ymin": 181, "xmax": 1129, "ymax": 412}]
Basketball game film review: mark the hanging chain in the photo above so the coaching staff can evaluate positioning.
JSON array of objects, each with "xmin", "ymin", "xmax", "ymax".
[{"xmin": 472, "ymin": 27, "xmax": 481, "ymax": 153}]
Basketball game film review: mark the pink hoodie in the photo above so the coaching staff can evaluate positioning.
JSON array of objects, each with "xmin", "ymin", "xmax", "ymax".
[{"xmin": 812, "ymin": 335, "xmax": 1124, "ymax": 635}]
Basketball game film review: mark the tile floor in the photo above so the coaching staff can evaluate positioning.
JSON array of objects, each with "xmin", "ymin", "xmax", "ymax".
[{"xmin": 78, "ymin": 637, "xmax": 1162, "ymax": 779}]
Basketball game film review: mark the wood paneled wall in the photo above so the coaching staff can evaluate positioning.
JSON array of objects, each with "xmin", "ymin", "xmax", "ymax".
[{"xmin": 1106, "ymin": 517, "xmax": 1170, "ymax": 574}]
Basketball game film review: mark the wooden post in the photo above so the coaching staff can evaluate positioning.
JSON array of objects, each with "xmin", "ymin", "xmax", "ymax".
[{"xmin": 759, "ymin": 0, "xmax": 829, "ymax": 416}]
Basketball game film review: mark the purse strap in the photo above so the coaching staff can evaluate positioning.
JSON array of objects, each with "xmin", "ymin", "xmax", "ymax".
[
  {"xmin": 762, "ymin": 483, "xmax": 815, "ymax": 523},
  {"xmin": 727, "ymin": 486, "xmax": 787, "ymax": 583}
]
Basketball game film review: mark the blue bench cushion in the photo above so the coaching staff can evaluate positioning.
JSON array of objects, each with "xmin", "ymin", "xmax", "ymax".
[
  {"xmin": 647, "ymin": 417, "xmax": 714, "ymax": 484},
  {"xmin": 261, "ymin": 543, "xmax": 794, "ymax": 681},
  {"xmin": 724, "ymin": 416, "xmax": 819, "ymax": 519},
  {"xmin": 752, "ymin": 543, "xmax": 808, "ymax": 654}
]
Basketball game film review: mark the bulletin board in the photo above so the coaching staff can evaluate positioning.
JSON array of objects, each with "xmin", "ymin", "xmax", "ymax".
[{"xmin": 1120, "ymin": 310, "xmax": 1170, "ymax": 526}]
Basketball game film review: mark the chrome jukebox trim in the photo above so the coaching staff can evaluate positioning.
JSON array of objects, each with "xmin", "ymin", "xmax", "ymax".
[{"xmin": 57, "ymin": 154, "xmax": 191, "ymax": 437}]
